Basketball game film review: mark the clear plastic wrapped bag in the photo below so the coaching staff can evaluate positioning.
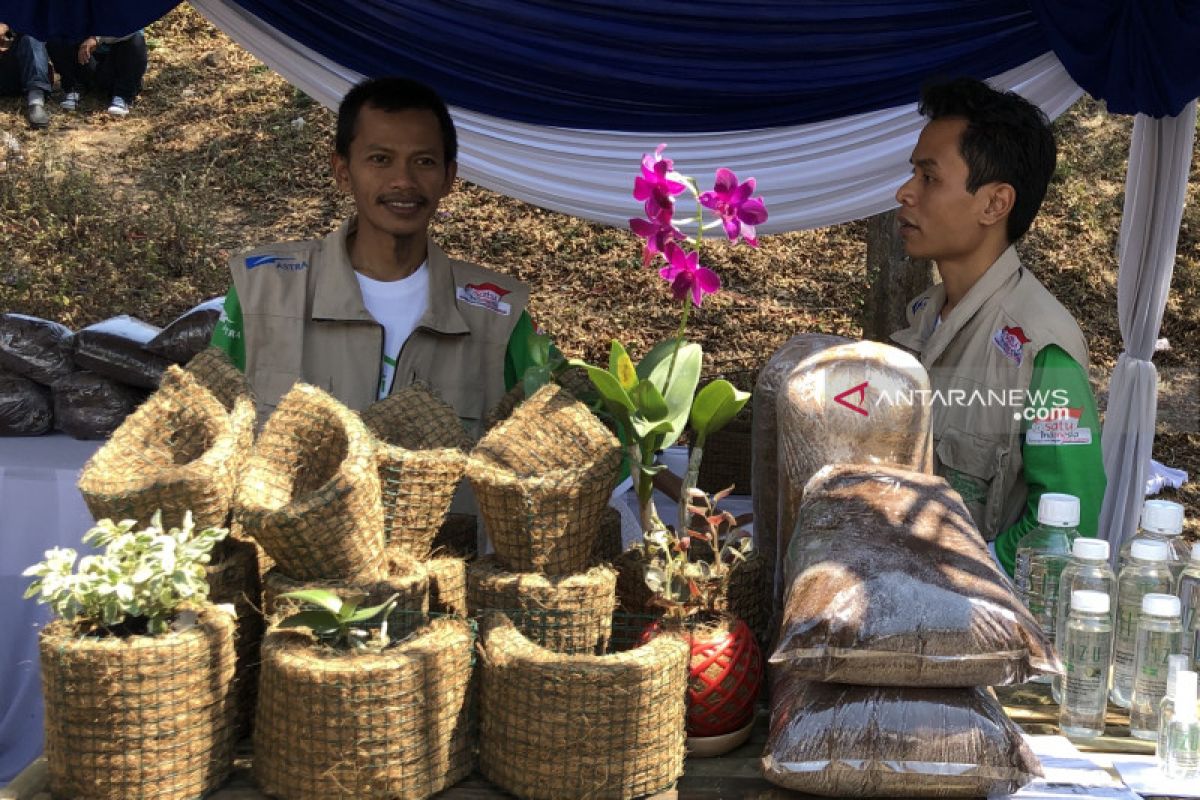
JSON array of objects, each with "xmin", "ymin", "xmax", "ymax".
[
  {"xmin": 0, "ymin": 368, "xmax": 53, "ymax": 435},
  {"xmin": 73, "ymin": 315, "xmax": 171, "ymax": 390},
  {"xmin": 0, "ymin": 313, "xmax": 75, "ymax": 386},
  {"xmin": 762, "ymin": 672, "xmax": 1042, "ymax": 797},
  {"xmin": 751, "ymin": 332, "xmax": 848, "ymax": 613},
  {"xmin": 146, "ymin": 297, "xmax": 225, "ymax": 364},
  {"xmin": 774, "ymin": 464, "xmax": 1058, "ymax": 686},
  {"xmin": 776, "ymin": 341, "xmax": 933, "ymax": 589}
]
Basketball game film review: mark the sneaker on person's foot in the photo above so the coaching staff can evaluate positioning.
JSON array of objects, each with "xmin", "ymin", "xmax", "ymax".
[
  {"xmin": 26, "ymin": 102, "xmax": 49, "ymax": 129},
  {"xmin": 107, "ymin": 97, "xmax": 128, "ymax": 117},
  {"xmin": 60, "ymin": 91, "xmax": 80, "ymax": 111}
]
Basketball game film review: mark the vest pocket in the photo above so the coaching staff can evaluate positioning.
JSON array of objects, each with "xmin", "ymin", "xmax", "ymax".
[{"xmin": 935, "ymin": 429, "xmax": 1010, "ymax": 540}]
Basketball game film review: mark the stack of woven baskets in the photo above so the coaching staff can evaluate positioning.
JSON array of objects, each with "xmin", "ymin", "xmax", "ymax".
[
  {"xmin": 467, "ymin": 384, "xmax": 690, "ymax": 799},
  {"xmin": 234, "ymin": 382, "xmax": 474, "ymax": 800}
]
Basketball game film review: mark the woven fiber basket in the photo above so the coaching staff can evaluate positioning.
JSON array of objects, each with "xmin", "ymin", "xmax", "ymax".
[
  {"xmin": 263, "ymin": 551, "xmax": 429, "ymax": 639},
  {"xmin": 468, "ymin": 383, "xmax": 621, "ymax": 576},
  {"xmin": 482, "ymin": 366, "xmax": 597, "ymax": 432},
  {"xmin": 206, "ymin": 536, "xmax": 265, "ymax": 738},
  {"xmin": 479, "ymin": 613, "xmax": 688, "ymax": 800},
  {"xmin": 361, "ymin": 383, "xmax": 470, "ymax": 560},
  {"xmin": 184, "ymin": 346, "xmax": 254, "ymax": 413},
  {"xmin": 428, "ymin": 555, "xmax": 468, "ymax": 617},
  {"xmin": 235, "ymin": 383, "xmax": 387, "ymax": 582},
  {"xmin": 433, "ymin": 512, "xmax": 478, "ymax": 557},
  {"xmin": 592, "ymin": 505, "xmax": 625, "ymax": 563},
  {"xmin": 77, "ymin": 365, "xmax": 255, "ymax": 530},
  {"xmin": 254, "ymin": 617, "xmax": 475, "ymax": 800},
  {"xmin": 39, "ymin": 605, "xmax": 237, "ymax": 800},
  {"xmin": 468, "ymin": 555, "xmax": 617, "ymax": 655}
]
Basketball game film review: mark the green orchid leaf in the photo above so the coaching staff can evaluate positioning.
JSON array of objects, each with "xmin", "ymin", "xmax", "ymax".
[
  {"xmin": 609, "ymin": 341, "xmax": 639, "ymax": 391},
  {"xmin": 344, "ymin": 594, "xmax": 399, "ymax": 624},
  {"xmin": 629, "ymin": 379, "xmax": 669, "ymax": 421},
  {"xmin": 636, "ymin": 339, "xmax": 702, "ymax": 449},
  {"xmin": 632, "ymin": 460, "xmax": 667, "ymax": 478},
  {"xmin": 690, "ymin": 380, "xmax": 751, "ymax": 442},
  {"xmin": 522, "ymin": 365, "xmax": 552, "ymax": 398},
  {"xmin": 629, "ymin": 414, "xmax": 675, "ymax": 440},
  {"xmin": 277, "ymin": 589, "xmax": 343, "ymax": 616},
  {"xmin": 276, "ymin": 609, "xmax": 340, "ymax": 634},
  {"xmin": 527, "ymin": 332, "xmax": 552, "ymax": 368},
  {"xmin": 580, "ymin": 365, "xmax": 636, "ymax": 415}
]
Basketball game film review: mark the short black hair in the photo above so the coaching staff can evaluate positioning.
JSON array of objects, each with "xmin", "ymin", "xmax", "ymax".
[
  {"xmin": 335, "ymin": 77, "xmax": 457, "ymax": 166},
  {"xmin": 918, "ymin": 77, "xmax": 1056, "ymax": 243}
]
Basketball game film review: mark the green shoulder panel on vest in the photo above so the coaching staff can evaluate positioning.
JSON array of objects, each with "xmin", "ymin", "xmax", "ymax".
[
  {"xmin": 993, "ymin": 344, "xmax": 1106, "ymax": 576},
  {"xmin": 208, "ymin": 284, "xmax": 246, "ymax": 372}
]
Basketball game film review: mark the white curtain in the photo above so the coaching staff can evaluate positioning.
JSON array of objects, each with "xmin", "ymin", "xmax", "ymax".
[
  {"xmin": 189, "ymin": 0, "xmax": 1082, "ymax": 234},
  {"xmin": 1098, "ymin": 101, "xmax": 1197, "ymax": 563}
]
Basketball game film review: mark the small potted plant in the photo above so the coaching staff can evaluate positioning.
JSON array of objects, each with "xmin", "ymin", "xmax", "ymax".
[
  {"xmin": 253, "ymin": 589, "xmax": 475, "ymax": 800},
  {"xmin": 23, "ymin": 511, "xmax": 236, "ymax": 800}
]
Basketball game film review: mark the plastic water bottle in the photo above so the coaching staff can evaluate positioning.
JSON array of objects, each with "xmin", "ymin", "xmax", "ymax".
[
  {"xmin": 1014, "ymin": 494, "xmax": 1079, "ymax": 683},
  {"xmin": 1111, "ymin": 539, "xmax": 1175, "ymax": 708},
  {"xmin": 1059, "ymin": 590, "xmax": 1114, "ymax": 740},
  {"xmin": 1162, "ymin": 670, "xmax": 1200, "ymax": 779},
  {"xmin": 1052, "ymin": 538, "xmax": 1116, "ymax": 703},
  {"xmin": 1179, "ymin": 542, "xmax": 1200, "ymax": 661},
  {"xmin": 1130, "ymin": 594, "xmax": 1184, "ymax": 739},
  {"xmin": 1158, "ymin": 654, "xmax": 1193, "ymax": 761},
  {"xmin": 1119, "ymin": 499, "xmax": 1189, "ymax": 581}
]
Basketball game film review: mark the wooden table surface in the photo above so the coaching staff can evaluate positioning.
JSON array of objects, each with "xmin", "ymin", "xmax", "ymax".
[{"xmin": 1, "ymin": 683, "xmax": 1179, "ymax": 800}]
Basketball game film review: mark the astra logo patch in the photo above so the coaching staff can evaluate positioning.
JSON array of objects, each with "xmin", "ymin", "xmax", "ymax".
[
  {"xmin": 245, "ymin": 255, "xmax": 308, "ymax": 272},
  {"xmin": 911, "ymin": 297, "xmax": 930, "ymax": 314},
  {"xmin": 457, "ymin": 282, "xmax": 512, "ymax": 315},
  {"xmin": 834, "ymin": 381, "xmax": 870, "ymax": 417},
  {"xmin": 992, "ymin": 325, "xmax": 1030, "ymax": 366}
]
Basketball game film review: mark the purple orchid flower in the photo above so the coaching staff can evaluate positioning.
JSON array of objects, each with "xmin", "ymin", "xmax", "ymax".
[
  {"xmin": 698, "ymin": 167, "xmax": 768, "ymax": 246},
  {"xmin": 659, "ymin": 242, "xmax": 721, "ymax": 307},
  {"xmin": 629, "ymin": 216, "xmax": 684, "ymax": 267},
  {"xmin": 634, "ymin": 144, "xmax": 687, "ymax": 222}
]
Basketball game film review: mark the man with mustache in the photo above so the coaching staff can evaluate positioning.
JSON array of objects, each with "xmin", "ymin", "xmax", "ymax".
[
  {"xmin": 211, "ymin": 77, "xmax": 540, "ymax": 437},
  {"xmin": 890, "ymin": 77, "xmax": 1106, "ymax": 576}
]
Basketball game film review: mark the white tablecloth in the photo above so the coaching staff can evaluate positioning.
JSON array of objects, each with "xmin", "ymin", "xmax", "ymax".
[{"xmin": 0, "ymin": 435, "xmax": 101, "ymax": 784}]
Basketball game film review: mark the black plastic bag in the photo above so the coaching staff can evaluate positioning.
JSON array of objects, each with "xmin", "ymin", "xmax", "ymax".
[
  {"xmin": 52, "ymin": 371, "xmax": 147, "ymax": 440},
  {"xmin": 145, "ymin": 297, "xmax": 225, "ymax": 364},
  {"xmin": 73, "ymin": 315, "xmax": 171, "ymax": 390},
  {"xmin": 0, "ymin": 313, "xmax": 75, "ymax": 386},
  {"xmin": 0, "ymin": 368, "xmax": 53, "ymax": 435}
]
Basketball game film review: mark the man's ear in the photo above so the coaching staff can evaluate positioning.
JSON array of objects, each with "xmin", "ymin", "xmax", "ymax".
[
  {"xmin": 980, "ymin": 182, "xmax": 1015, "ymax": 227},
  {"xmin": 331, "ymin": 150, "xmax": 349, "ymax": 192}
]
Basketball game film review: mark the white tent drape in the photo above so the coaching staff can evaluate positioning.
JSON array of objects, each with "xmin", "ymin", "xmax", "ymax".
[
  {"xmin": 189, "ymin": 0, "xmax": 1082, "ymax": 234},
  {"xmin": 1098, "ymin": 101, "xmax": 1197, "ymax": 563}
]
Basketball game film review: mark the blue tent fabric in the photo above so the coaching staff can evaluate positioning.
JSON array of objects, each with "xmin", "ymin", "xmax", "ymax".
[
  {"xmin": 2, "ymin": 0, "xmax": 180, "ymax": 40},
  {"xmin": 1028, "ymin": 0, "xmax": 1200, "ymax": 119},
  {"xmin": 221, "ymin": 0, "xmax": 1051, "ymax": 130}
]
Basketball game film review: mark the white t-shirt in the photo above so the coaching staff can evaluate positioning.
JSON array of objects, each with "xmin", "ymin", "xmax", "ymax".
[{"xmin": 356, "ymin": 263, "xmax": 430, "ymax": 399}]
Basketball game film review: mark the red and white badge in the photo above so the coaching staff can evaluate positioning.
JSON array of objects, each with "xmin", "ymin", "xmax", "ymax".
[
  {"xmin": 457, "ymin": 282, "xmax": 512, "ymax": 315},
  {"xmin": 992, "ymin": 325, "xmax": 1030, "ymax": 366}
]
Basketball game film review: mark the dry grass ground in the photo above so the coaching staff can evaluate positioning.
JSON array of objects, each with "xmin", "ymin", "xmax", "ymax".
[{"xmin": 1, "ymin": 6, "xmax": 1197, "ymax": 533}]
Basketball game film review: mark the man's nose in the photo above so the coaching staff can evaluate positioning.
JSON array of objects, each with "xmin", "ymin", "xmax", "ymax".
[
  {"xmin": 896, "ymin": 176, "xmax": 916, "ymax": 206},
  {"xmin": 387, "ymin": 163, "xmax": 418, "ymax": 189}
]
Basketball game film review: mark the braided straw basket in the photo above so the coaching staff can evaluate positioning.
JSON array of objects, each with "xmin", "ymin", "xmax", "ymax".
[
  {"xmin": 468, "ymin": 555, "xmax": 617, "ymax": 655},
  {"xmin": 183, "ymin": 346, "xmax": 254, "ymax": 413},
  {"xmin": 468, "ymin": 384, "xmax": 621, "ymax": 576},
  {"xmin": 360, "ymin": 383, "xmax": 470, "ymax": 559},
  {"xmin": 39, "ymin": 605, "xmax": 237, "ymax": 800},
  {"xmin": 263, "ymin": 550, "xmax": 429, "ymax": 639},
  {"xmin": 254, "ymin": 617, "xmax": 475, "ymax": 800},
  {"xmin": 235, "ymin": 383, "xmax": 387, "ymax": 582},
  {"xmin": 479, "ymin": 613, "xmax": 688, "ymax": 800},
  {"xmin": 77, "ymin": 365, "xmax": 255, "ymax": 530},
  {"xmin": 205, "ymin": 536, "xmax": 264, "ymax": 737},
  {"xmin": 427, "ymin": 555, "xmax": 468, "ymax": 617}
]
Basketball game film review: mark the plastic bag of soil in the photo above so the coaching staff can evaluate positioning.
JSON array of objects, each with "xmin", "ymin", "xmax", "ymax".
[
  {"xmin": 0, "ymin": 313, "xmax": 75, "ymax": 386},
  {"xmin": 53, "ymin": 371, "xmax": 147, "ymax": 440},
  {"xmin": 146, "ymin": 297, "xmax": 225, "ymax": 364},
  {"xmin": 762, "ymin": 673, "xmax": 1042, "ymax": 797},
  {"xmin": 73, "ymin": 315, "xmax": 171, "ymax": 390},
  {"xmin": 773, "ymin": 464, "xmax": 1058, "ymax": 687},
  {"xmin": 0, "ymin": 368, "xmax": 53, "ymax": 435}
]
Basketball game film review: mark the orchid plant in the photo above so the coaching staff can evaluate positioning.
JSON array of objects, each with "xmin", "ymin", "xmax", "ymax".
[{"xmin": 573, "ymin": 146, "xmax": 764, "ymax": 563}]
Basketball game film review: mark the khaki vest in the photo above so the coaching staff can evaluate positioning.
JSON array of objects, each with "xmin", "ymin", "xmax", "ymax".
[
  {"xmin": 229, "ymin": 216, "xmax": 529, "ymax": 438},
  {"xmin": 891, "ymin": 247, "xmax": 1089, "ymax": 540}
]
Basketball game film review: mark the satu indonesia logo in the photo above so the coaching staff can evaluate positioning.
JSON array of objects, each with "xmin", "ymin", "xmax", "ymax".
[{"xmin": 834, "ymin": 381, "xmax": 870, "ymax": 417}]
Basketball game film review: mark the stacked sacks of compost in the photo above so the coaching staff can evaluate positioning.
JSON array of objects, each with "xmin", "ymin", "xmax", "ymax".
[
  {"xmin": 466, "ymin": 383, "xmax": 623, "ymax": 655},
  {"xmin": 764, "ymin": 465, "xmax": 1054, "ymax": 797}
]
